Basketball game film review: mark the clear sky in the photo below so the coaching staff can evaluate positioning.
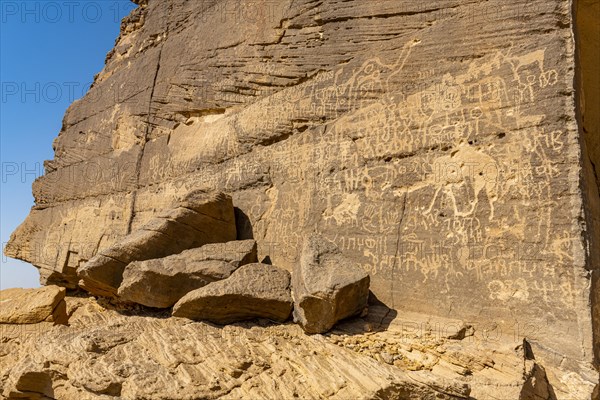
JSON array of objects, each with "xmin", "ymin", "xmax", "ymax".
[{"xmin": 1, "ymin": 1, "xmax": 136, "ymax": 289}]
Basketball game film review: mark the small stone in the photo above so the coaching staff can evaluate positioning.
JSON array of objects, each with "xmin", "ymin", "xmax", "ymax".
[{"xmin": 381, "ymin": 352, "xmax": 394, "ymax": 365}]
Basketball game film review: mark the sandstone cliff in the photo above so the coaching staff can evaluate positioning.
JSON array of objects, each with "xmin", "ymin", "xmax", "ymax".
[{"xmin": 3, "ymin": 0, "xmax": 599, "ymax": 398}]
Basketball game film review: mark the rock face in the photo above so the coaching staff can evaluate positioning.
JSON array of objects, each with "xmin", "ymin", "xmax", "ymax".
[
  {"xmin": 3, "ymin": 0, "xmax": 599, "ymax": 397},
  {"xmin": 0, "ymin": 286, "xmax": 67, "ymax": 324},
  {"xmin": 293, "ymin": 235, "xmax": 370, "ymax": 333},
  {"xmin": 173, "ymin": 263, "xmax": 293, "ymax": 324},
  {"xmin": 1, "ymin": 297, "xmax": 474, "ymax": 400},
  {"xmin": 118, "ymin": 239, "xmax": 257, "ymax": 307},
  {"xmin": 78, "ymin": 190, "xmax": 236, "ymax": 297}
]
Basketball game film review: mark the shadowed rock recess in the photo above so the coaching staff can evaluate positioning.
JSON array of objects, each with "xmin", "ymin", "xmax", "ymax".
[{"xmin": 2, "ymin": 0, "xmax": 599, "ymax": 398}]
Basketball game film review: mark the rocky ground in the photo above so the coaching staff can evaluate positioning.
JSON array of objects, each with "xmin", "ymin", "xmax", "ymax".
[{"xmin": 1, "ymin": 289, "xmax": 568, "ymax": 400}]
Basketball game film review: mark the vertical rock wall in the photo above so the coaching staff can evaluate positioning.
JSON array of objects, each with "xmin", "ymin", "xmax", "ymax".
[
  {"xmin": 5, "ymin": 0, "xmax": 598, "ymax": 395},
  {"xmin": 575, "ymin": 0, "xmax": 600, "ymax": 371}
]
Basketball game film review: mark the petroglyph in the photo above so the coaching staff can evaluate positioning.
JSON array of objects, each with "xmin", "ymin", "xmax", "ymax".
[
  {"xmin": 488, "ymin": 279, "xmax": 529, "ymax": 302},
  {"xmin": 323, "ymin": 193, "xmax": 361, "ymax": 226},
  {"xmin": 5, "ymin": 1, "xmax": 597, "ymax": 396},
  {"xmin": 249, "ymin": 44, "xmax": 574, "ymax": 316},
  {"xmin": 425, "ymin": 145, "xmax": 499, "ymax": 220}
]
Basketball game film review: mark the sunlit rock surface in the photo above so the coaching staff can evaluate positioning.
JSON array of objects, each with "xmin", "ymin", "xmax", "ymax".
[{"xmin": 3, "ymin": 0, "xmax": 598, "ymax": 397}]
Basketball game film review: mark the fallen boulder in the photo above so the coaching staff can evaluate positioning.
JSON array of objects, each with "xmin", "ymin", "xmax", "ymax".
[
  {"xmin": 118, "ymin": 240, "xmax": 258, "ymax": 308},
  {"xmin": 292, "ymin": 235, "xmax": 370, "ymax": 334},
  {"xmin": 172, "ymin": 263, "xmax": 292, "ymax": 324},
  {"xmin": 0, "ymin": 286, "xmax": 67, "ymax": 324},
  {"xmin": 78, "ymin": 190, "xmax": 236, "ymax": 297}
]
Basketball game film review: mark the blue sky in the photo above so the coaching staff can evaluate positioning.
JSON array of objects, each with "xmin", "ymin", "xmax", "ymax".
[{"xmin": 1, "ymin": 1, "xmax": 135, "ymax": 289}]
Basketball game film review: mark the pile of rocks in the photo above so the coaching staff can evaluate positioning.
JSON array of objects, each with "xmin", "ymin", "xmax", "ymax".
[
  {"xmin": 74, "ymin": 190, "xmax": 370, "ymax": 334},
  {"xmin": 77, "ymin": 190, "xmax": 238, "ymax": 297}
]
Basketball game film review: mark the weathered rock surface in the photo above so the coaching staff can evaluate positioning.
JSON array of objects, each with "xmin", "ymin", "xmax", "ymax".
[
  {"xmin": 293, "ymin": 235, "xmax": 370, "ymax": 333},
  {"xmin": 173, "ymin": 263, "xmax": 292, "ymax": 324},
  {"xmin": 3, "ymin": 358, "xmax": 55, "ymax": 400},
  {"xmin": 3, "ymin": 294, "xmax": 585, "ymax": 400},
  {"xmin": 78, "ymin": 190, "xmax": 236, "ymax": 297},
  {"xmin": 0, "ymin": 286, "xmax": 67, "ymax": 325},
  {"xmin": 118, "ymin": 239, "xmax": 257, "ymax": 307},
  {"xmin": 3, "ymin": 0, "xmax": 599, "ymax": 397},
  {"xmin": 0, "ymin": 297, "xmax": 475, "ymax": 399}
]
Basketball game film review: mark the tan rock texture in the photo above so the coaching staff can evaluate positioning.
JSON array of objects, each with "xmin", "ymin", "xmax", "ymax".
[
  {"xmin": 3, "ymin": 0, "xmax": 599, "ymax": 397},
  {"xmin": 0, "ymin": 298, "xmax": 477, "ymax": 399},
  {"xmin": 0, "ymin": 286, "xmax": 67, "ymax": 325},
  {"xmin": 575, "ymin": 0, "xmax": 600, "ymax": 372},
  {"xmin": 2, "ymin": 295, "xmax": 589, "ymax": 400},
  {"xmin": 78, "ymin": 190, "xmax": 237, "ymax": 297},
  {"xmin": 173, "ymin": 263, "xmax": 293, "ymax": 324},
  {"xmin": 293, "ymin": 234, "xmax": 370, "ymax": 333},
  {"xmin": 118, "ymin": 239, "xmax": 257, "ymax": 307}
]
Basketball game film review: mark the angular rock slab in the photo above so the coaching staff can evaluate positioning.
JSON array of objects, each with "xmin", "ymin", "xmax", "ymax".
[
  {"xmin": 173, "ymin": 263, "xmax": 292, "ymax": 324},
  {"xmin": 0, "ymin": 286, "xmax": 67, "ymax": 324},
  {"xmin": 118, "ymin": 240, "xmax": 258, "ymax": 308},
  {"xmin": 78, "ymin": 190, "xmax": 237, "ymax": 297},
  {"xmin": 292, "ymin": 235, "xmax": 370, "ymax": 334}
]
